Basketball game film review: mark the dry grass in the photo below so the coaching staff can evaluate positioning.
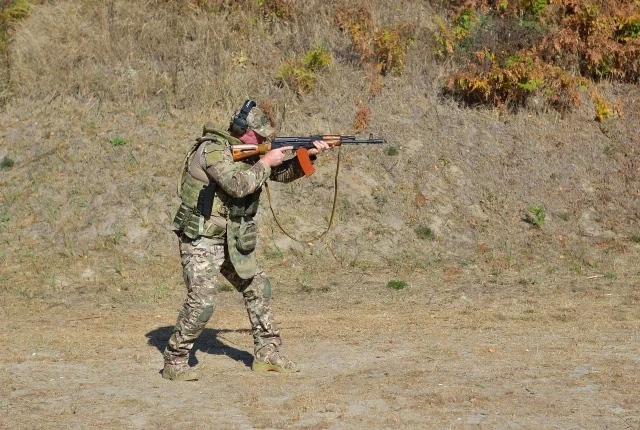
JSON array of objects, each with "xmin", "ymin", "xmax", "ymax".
[{"xmin": 0, "ymin": 1, "xmax": 639, "ymax": 427}]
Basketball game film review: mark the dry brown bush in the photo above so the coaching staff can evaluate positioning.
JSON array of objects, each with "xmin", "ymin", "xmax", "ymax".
[
  {"xmin": 352, "ymin": 97, "xmax": 371, "ymax": 133},
  {"xmin": 434, "ymin": 0, "xmax": 639, "ymax": 115}
]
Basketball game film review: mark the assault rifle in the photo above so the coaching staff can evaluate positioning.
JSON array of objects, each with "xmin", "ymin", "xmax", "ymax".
[{"xmin": 232, "ymin": 134, "xmax": 385, "ymax": 176}]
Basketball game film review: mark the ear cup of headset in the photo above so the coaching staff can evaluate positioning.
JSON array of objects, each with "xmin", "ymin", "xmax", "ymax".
[
  {"xmin": 231, "ymin": 114, "xmax": 248, "ymax": 134},
  {"xmin": 231, "ymin": 100, "xmax": 256, "ymax": 134}
]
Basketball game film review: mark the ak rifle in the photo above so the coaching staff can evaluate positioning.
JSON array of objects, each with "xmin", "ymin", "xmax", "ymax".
[{"xmin": 232, "ymin": 133, "xmax": 385, "ymax": 176}]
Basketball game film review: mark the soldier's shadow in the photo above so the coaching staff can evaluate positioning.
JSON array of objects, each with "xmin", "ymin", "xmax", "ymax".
[{"xmin": 146, "ymin": 326, "xmax": 254, "ymax": 368}]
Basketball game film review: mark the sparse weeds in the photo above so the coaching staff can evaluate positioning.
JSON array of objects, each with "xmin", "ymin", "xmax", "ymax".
[
  {"xmin": 558, "ymin": 212, "xmax": 571, "ymax": 221},
  {"xmin": 371, "ymin": 188, "xmax": 388, "ymax": 208},
  {"xmin": 0, "ymin": 0, "xmax": 31, "ymax": 54},
  {"xmin": 133, "ymin": 201, "xmax": 150, "ymax": 228},
  {"xmin": 336, "ymin": 4, "xmax": 415, "ymax": 76},
  {"xmin": 352, "ymin": 97, "xmax": 370, "ymax": 133},
  {"xmin": 415, "ymin": 224, "xmax": 435, "ymax": 241},
  {"xmin": 0, "ymin": 156, "xmax": 14, "ymax": 170},
  {"xmin": 263, "ymin": 241, "xmax": 283, "ymax": 260},
  {"xmin": 296, "ymin": 272, "xmax": 314, "ymax": 293},
  {"xmin": 219, "ymin": 284, "xmax": 233, "ymax": 292},
  {"xmin": 153, "ymin": 283, "xmax": 167, "ymax": 302},
  {"xmin": 525, "ymin": 204, "xmax": 546, "ymax": 228},
  {"xmin": 257, "ymin": 0, "xmax": 296, "ymax": 21},
  {"xmin": 387, "ymin": 280, "xmax": 407, "ymax": 290},
  {"xmin": 336, "ymin": 199, "xmax": 351, "ymax": 222},
  {"xmin": 1, "ymin": 211, "xmax": 11, "ymax": 226},
  {"xmin": 109, "ymin": 137, "xmax": 127, "ymax": 147},
  {"xmin": 373, "ymin": 23, "xmax": 415, "ymax": 76},
  {"xmin": 603, "ymin": 144, "xmax": 615, "ymax": 156},
  {"xmin": 276, "ymin": 44, "xmax": 332, "ymax": 94},
  {"xmin": 115, "ymin": 252, "xmax": 124, "ymax": 276},
  {"xmin": 297, "ymin": 284, "xmax": 313, "ymax": 293},
  {"xmin": 113, "ymin": 217, "xmax": 123, "ymax": 245},
  {"xmin": 519, "ymin": 276, "xmax": 535, "ymax": 286},
  {"xmin": 631, "ymin": 235, "xmax": 640, "ymax": 244},
  {"xmin": 49, "ymin": 207, "xmax": 58, "ymax": 226},
  {"xmin": 385, "ymin": 146, "xmax": 398, "ymax": 156}
]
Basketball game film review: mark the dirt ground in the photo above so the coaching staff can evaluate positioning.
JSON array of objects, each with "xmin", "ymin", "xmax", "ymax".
[
  {"xmin": 1, "ymin": 263, "xmax": 639, "ymax": 429},
  {"xmin": 1, "ymin": 2, "xmax": 639, "ymax": 428}
]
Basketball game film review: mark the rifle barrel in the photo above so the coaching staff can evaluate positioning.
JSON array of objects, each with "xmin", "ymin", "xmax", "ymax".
[
  {"xmin": 271, "ymin": 135, "xmax": 386, "ymax": 146},
  {"xmin": 341, "ymin": 139, "xmax": 385, "ymax": 144}
]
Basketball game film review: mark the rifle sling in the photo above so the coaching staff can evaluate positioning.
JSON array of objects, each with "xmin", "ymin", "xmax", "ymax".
[{"xmin": 264, "ymin": 145, "xmax": 341, "ymax": 243}]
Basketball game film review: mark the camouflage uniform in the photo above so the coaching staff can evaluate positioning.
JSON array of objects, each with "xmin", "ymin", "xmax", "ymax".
[{"xmin": 163, "ymin": 106, "xmax": 308, "ymax": 380}]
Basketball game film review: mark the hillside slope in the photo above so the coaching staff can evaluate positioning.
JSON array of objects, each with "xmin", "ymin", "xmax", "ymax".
[{"xmin": 0, "ymin": 0, "xmax": 637, "ymax": 293}]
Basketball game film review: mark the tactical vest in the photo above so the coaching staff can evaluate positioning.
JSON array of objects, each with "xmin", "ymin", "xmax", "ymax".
[{"xmin": 172, "ymin": 127, "xmax": 261, "ymax": 241}]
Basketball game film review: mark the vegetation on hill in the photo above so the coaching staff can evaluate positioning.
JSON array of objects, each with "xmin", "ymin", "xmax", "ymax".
[
  {"xmin": 0, "ymin": 0, "xmax": 637, "ymax": 300},
  {"xmin": 434, "ymin": 0, "xmax": 639, "ymax": 122}
]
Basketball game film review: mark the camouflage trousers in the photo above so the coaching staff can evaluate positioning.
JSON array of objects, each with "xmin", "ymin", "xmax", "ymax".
[{"xmin": 163, "ymin": 236, "xmax": 281, "ymax": 366}]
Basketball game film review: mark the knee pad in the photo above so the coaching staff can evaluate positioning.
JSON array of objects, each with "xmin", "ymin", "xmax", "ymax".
[
  {"xmin": 198, "ymin": 305, "xmax": 214, "ymax": 323},
  {"xmin": 262, "ymin": 277, "xmax": 271, "ymax": 299}
]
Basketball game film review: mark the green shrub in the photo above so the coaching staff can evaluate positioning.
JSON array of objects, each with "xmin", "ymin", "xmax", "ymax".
[
  {"xmin": 0, "ymin": 156, "xmax": 14, "ymax": 170},
  {"xmin": 373, "ymin": 24, "xmax": 415, "ymax": 75},
  {"xmin": 434, "ymin": 1, "xmax": 639, "ymax": 118},
  {"xmin": 257, "ymin": 0, "xmax": 296, "ymax": 20},
  {"xmin": 453, "ymin": 8, "xmax": 477, "ymax": 38},
  {"xmin": 2, "ymin": 0, "xmax": 31, "ymax": 21},
  {"xmin": 109, "ymin": 137, "xmax": 127, "ymax": 147},
  {"xmin": 1, "ymin": 0, "xmax": 32, "ymax": 54},
  {"xmin": 415, "ymin": 224, "xmax": 435, "ymax": 240},
  {"xmin": 523, "ymin": 0, "xmax": 548, "ymax": 17},
  {"xmin": 387, "ymin": 280, "xmax": 407, "ymax": 290},
  {"xmin": 276, "ymin": 44, "xmax": 332, "ymax": 94},
  {"xmin": 300, "ymin": 44, "xmax": 332, "ymax": 71},
  {"xmin": 336, "ymin": 5, "xmax": 414, "ymax": 75},
  {"xmin": 526, "ymin": 204, "xmax": 546, "ymax": 228}
]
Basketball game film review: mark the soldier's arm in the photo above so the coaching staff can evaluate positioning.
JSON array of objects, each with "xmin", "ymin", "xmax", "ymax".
[{"xmin": 203, "ymin": 140, "xmax": 271, "ymax": 198}]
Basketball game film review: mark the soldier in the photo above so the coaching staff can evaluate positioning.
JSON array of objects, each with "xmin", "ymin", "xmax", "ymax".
[{"xmin": 163, "ymin": 100, "xmax": 331, "ymax": 381}]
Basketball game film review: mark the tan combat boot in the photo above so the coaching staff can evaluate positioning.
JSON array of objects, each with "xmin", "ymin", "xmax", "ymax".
[
  {"xmin": 252, "ymin": 344, "xmax": 300, "ymax": 373},
  {"xmin": 162, "ymin": 362, "xmax": 200, "ymax": 381}
]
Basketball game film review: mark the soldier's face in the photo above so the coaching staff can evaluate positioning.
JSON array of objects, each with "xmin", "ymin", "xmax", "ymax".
[{"xmin": 238, "ymin": 129, "xmax": 266, "ymax": 145}]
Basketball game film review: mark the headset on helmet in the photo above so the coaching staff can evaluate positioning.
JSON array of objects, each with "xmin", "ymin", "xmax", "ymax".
[{"xmin": 230, "ymin": 99, "xmax": 257, "ymax": 135}]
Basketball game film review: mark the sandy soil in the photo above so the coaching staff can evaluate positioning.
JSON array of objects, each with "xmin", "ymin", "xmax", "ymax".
[{"xmin": 2, "ymin": 266, "xmax": 638, "ymax": 429}]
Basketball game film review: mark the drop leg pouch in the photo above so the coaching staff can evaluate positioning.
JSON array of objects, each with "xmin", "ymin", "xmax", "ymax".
[{"xmin": 227, "ymin": 216, "xmax": 258, "ymax": 280}]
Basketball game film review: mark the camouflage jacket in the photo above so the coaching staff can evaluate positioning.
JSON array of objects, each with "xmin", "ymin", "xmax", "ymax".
[{"xmin": 174, "ymin": 128, "xmax": 309, "ymax": 239}]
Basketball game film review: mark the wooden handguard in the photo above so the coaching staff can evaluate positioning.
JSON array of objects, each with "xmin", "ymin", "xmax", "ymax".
[{"xmin": 232, "ymin": 143, "xmax": 271, "ymax": 161}]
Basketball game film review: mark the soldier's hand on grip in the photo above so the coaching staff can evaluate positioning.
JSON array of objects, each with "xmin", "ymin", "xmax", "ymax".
[
  {"xmin": 307, "ymin": 140, "xmax": 331, "ymax": 156},
  {"xmin": 260, "ymin": 146, "xmax": 294, "ymax": 167}
]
